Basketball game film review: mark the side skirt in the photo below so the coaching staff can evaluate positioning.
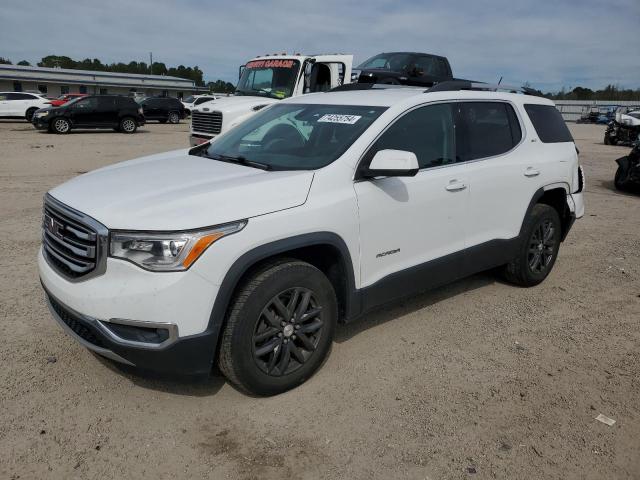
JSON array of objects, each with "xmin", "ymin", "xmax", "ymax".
[{"xmin": 350, "ymin": 237, "xmax": 519, "ymax": 320}]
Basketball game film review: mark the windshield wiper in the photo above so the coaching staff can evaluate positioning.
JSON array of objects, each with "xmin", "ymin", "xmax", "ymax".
[{"xmin": 207, "ymin": 153, "xmax": 271, "ymax": 170}]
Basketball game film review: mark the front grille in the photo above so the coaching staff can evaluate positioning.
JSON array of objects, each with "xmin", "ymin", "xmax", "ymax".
[
  {"xmin": 42, "ymin": 195, "xmax": 106, "ymax": 281},
  {"xmin": 191, "ymin": 110, "xmax": 223, "ymax": 135},
  {"xmin": 48, "ymin": 294, "xmax": 106, "ymax": 348}
]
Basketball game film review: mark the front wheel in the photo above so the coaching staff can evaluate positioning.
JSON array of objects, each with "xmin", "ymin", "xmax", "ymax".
[
  {"xmin": 503, "ymin": 204, "xmax": 561, "ymax": 287},
  {"xmin": 52, "ymin": 118, "xmax": 71, "ymax": 134},
  {"xmin": 168, "ymin": 111, "xmax": 180, "ymax": 124},
  {"xmin": 218, "ymin": 259, "xmax": 337, "ymax": 396},
  {"xmin": 119, "ymin": 117, "xmax": 137, "ymax": 134}
]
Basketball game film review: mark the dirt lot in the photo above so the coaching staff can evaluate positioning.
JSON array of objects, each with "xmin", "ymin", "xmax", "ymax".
[{"xmin": 0, "ymin": 120, "xmax": 638, "ymax": 480}]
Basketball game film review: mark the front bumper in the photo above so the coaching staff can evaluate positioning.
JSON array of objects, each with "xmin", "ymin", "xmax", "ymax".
[
  {"xmin": 39, "ymin": 248, "xmax": 221, "ymax": 376},
  {"xmin": 189, "ymin": 133, "xmax": 214, "ymax": 146},
  {"xmin": 32, "ymin": 116, "xmax": 50, "ymax": 130},
  {"xmin": 44, "ymin": 286, "xmax": 217, "ymax": 375}
]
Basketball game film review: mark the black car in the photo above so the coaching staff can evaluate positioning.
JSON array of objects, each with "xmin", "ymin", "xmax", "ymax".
[
  {"xmin": 354, "ymin": 51, "xmax": 454, "ymax": 87},
  {"xmin": 139, "ymin": 97, "xmax": 185, "ymax": 123},
  {"xmin": 32, "ymin": 95, "xmax": 145, "ymax": 134}
]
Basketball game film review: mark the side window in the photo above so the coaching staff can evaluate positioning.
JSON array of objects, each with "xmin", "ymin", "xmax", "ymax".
[
  {"xmin": 457, "ymin": 102, "xmax": 521, "ymax": 162},
  {"xmin": 524, "ymin": 104, "xmax": 573, "ymax": 143},
  {"xmin": 414, "ymin": 56, "xmax": 439, "ymax": 76},
  {"xmin": 194, "ymin": 97, "xmax": 211, "ymax": 105},
  {"xmin": 73, "ymin": 97, "xmax": 98, "ymax": 109},
  {"xmin": 0, "ymin": 94, "xmax": 7, "ymax": 101},
  {"xmin": 369, "ymin": 103, "xmax": 456, "ymax": 169},
  {"xmin": 6, "ymin": 93, "xmax": 20, "ymax": 100},
  {"xmin": 98, "ymin": 97, "xmax": 116, "ymax": 109}
]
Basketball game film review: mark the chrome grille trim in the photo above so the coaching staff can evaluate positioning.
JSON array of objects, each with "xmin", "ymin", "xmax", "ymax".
[
  {"xmin": 191, "ymin": 111, "xmax": 223, "ymax": 135},
  {"xmin": 42, "ymin": 194, "xmax": 108, "ymax": 282}
]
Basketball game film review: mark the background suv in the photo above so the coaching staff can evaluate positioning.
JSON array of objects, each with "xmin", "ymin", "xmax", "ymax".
[
  {"xmin": 0, "ymin": 91, "xmax": 51, "ymax": 121},
  {"xmin": 32, "ymin": 95, "xmax": 145, "ymax": 134},
  {"xmin": 39, "ymin": 82, "xmax": 584, "ymax": 396},
  {"xmin": 139, "ymin": 97, "xmax": 185, "ymax": 123}
]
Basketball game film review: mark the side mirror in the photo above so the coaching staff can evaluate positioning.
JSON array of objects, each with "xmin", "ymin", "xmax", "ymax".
[
  {"xmin": 304, "ymin": 61, "xmax": 315, "ymax": 77},
  {"xmin": 362, "ymin": 149, "xmax": 419, "ymax": 178}
]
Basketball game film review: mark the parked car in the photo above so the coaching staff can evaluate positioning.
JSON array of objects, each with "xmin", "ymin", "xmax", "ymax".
[
  {"xmin": 32, "ymin": 95, "xmax": 145, "ymax": 134},
  {"xmin": 50, "ymin": 93, "xmax": 88, "ymax": 107},
  {"xmin": 182, "ymin": 95, "xmax": 223, "ymax": 116},
  {"xmin": 352, "ymin": 51, "xmax": 454, "ymax": 87},
  {"xmin": 139, "ymin": 97, "xmax": 186, "ymax": 123},
  {"xmin": 39, "ymin": 82, "xmax": 584, "ymax": 395},
  {"xmin": 0, "ymin": 91, "xmax": 51, "ymax": 121}
]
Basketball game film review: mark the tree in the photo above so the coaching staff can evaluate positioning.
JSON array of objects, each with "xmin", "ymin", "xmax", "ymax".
[
  {"xmin": 206, "ymin": 80, "xmax": 235, "ymax": 93},
  {"xmin": 17, "ymin": 60, "xmax": 30, "ymax": 66},
  {"xmin": 0, "ymin": 57, "xmax": 12, "ymax": 64}
]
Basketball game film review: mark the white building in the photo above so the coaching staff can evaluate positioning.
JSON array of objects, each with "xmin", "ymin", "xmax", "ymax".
[{"xmin": 0, "ymin": 64, "xmax": 207, "ymax": 98}]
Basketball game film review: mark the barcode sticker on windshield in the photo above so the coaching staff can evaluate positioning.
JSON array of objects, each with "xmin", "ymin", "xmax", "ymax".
[{"xmin": 318, "ymin": 114, "xmax": 361, "ymax": 124}]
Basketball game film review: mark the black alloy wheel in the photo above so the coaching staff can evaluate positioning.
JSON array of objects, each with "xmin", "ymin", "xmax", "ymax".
[
  {"xmin": 527, "ymin": 219, "xmax": 556, "ymax": 275},
  {"xmin": 252, "ymin": 287, "xmax": 324, "ymax": 376}
]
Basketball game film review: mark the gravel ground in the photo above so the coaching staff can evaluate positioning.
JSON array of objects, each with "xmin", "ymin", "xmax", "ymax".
[{"xmin": 0, "ymin": 120, "xmax": 638, "ymax": 480}]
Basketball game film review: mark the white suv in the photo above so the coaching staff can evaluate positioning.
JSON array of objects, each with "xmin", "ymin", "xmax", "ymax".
[
  {"xmin": 0, "ymin": 91, "xmax": 51, "ymax": 121},
  {"xmin": 39, "ymin": 82, "xmax": 585, "ymax": 396}
]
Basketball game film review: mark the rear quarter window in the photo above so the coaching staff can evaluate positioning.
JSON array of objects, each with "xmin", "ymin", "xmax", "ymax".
[{"xmin": 524, "ymin": 104, "xmax": 573, "ymax": 143}]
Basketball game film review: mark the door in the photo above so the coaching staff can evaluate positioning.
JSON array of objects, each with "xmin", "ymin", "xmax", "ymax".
[
  {"xmin": 68, "ymin": 97, "xmax": 99, "ymax": 126},
  {"xmin": 96, "ymin": 96, "xmax": 118, "ymax": 125},
  {"xmin": 354, "ymin": 103, "xmax": 469, "ymax": 294},
  {"xmin": 143, "ymin": 98, "xmax": 160, "ymax": 119},
  {"xmin": 0, "ymin": 93, "xmax": 11, "ymax": 116},
  {"xmin": 456, "ymin": 101, "xmax": 532, "ymax": 254}
]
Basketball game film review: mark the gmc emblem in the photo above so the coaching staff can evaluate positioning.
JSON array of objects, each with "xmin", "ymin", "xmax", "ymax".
[{"xmin": 44, "ymin": 214, "xmax": 64, "ymax": 240}]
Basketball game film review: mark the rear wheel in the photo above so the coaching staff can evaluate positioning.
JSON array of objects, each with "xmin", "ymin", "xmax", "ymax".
[
  {"xmin": 25, "ymin": 107, "xmax": 38, "ymax": 122},
  {"xmin": 503, "ymin": 204, "xmax": 561, "ymax": 287},
  {"xmin": 52, "ymin": 118, "xmax": 71, "ymax": 134},
  {"xmin": 168, "ymin": 111, "xmax": 180, "ymax": 124},
  {"xmin": 119, "ymin": 117, "xmax": 137, "ymax": 134},
  {"xmin": 218, "ymin": 259, "xmax": 337, "ymax": 396}
]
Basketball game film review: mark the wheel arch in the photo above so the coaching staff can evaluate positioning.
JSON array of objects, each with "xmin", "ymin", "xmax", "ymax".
[
  {"xmin": 206, "ymin": 232, "xmax": 359, "ymax": 349},
  {"xmin": 521, "ymin": 185, "xmax": 573, "ymax": 242}
]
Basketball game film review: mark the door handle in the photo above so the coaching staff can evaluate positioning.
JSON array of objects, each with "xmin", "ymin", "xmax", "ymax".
[
  {"xmin": 445, "ymin": 180, "xmax": 467, "ymax": 192},
  {"xmin": 524, "ymin": 167, "xmax": 540, "ymax": 177}
]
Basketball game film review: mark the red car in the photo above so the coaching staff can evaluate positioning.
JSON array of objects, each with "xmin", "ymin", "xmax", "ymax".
[{"xmin": 49, "ymin": 93, "xmax": 87, "ymax": 107}]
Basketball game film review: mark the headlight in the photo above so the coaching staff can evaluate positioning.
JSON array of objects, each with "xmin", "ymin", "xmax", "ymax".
[
  {"xmin": 35, "ymin": 111, "xmax": 49, "ymax": 118},
  {"xmin": 109, "ymin": 220, "xmax": 246, "ymax": 271}
]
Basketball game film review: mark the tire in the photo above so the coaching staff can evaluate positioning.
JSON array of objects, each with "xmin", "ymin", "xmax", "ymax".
[
  {"xmin": 52, "ymin": 117, "xmax": 71, "ymax": 134},
  {"xmin": 503, "ymin": 204, "xmax": 562, "ymax": 287},
  {"xmin": 119, "ymin": 117, "xmax": 137, "ymax": 134},
  {"xmin": 25, "ymin": 107, "xmax": 38, "ymax": 122},
  {"xmin": 168, "ymin": 111, "xmax": 180, "ymax": 124},
  {"xmin": 614, "ymin": 165, "xmax": 627, "ymax": 191},
  {"xmin": 218, "ymin": 259, "xmax": 338, "ymax": 396}
]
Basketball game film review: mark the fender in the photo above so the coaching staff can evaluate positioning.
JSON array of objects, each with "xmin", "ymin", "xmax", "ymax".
[
  {"xmin": 205, "ymin": 231, "xmax": 359, "ymax": 342},
  {"xmin": 615, "ymin": 155, "xmax": 630, "ymax": 170}
]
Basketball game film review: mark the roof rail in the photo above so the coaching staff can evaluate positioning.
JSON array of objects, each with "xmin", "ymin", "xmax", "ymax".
[
  {"xmin": 427, "ymin": 80, "xmax": 540, "ymax": 95},
  {"xmin": 329, "ymin": 83, "xmax": 423, "ymax": 93}
]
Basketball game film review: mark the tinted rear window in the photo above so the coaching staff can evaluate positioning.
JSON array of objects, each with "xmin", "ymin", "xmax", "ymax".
[
  {"xmin": 457, "ymin": 102, "xmax": 522, "ymax": 161},
  {"xmin": 524, "ymin": 104, "xmax": 573, "ymax": 143}
]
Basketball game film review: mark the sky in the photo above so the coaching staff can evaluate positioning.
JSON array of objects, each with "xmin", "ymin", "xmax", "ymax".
[{"xmin": 1, "ymin": 0, "xmax": 638, "ymax": 92}]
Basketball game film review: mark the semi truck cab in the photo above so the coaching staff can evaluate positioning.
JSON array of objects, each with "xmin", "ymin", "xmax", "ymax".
[{"xmin": 189, "ymin": 53, "xmax": 353, "ymax": 145}]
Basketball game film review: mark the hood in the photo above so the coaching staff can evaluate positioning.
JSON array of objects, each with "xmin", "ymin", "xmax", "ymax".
[
  {"xmin": 49, "ymin": 149, "xmax": 314, "ymax": 231},
  {"xmin": 193, "ymin": 95, "xmax": 279, "ymax": 115}
]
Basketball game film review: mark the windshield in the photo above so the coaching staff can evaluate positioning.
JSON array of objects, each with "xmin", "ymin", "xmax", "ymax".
[
  {"xmin": 358, "ymin": 53, "xmax": 413, "ymax": 71},
  {"xmin": 236, "ymin": 59, "xmax": 300, "ymax": 99},
  {"xmin": 195, "ymin": 103, "xmax": 387, "ymax": 170},
  {"xmin": 63, "ymin": 96, "xmax": 86, "ymax": 106},
  {"xmin": 183, "ymin": 95, "xmax": 195, "ymax": 103}
]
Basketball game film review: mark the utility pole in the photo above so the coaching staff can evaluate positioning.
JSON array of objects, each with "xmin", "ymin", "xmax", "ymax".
[{"xmin": 149, "ymin": 52, "xmax": 153, "ymax": 75}]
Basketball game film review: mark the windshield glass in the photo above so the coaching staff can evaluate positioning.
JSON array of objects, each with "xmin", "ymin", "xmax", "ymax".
[
  {"xmin": 183, "ymin": 95, "xmax": 195, "ymax": 103},
  {"xmin": 63, "ymin": 96, "xmax": 86, "ymax": 107},
  {"xmin": 196, "ymin": 103, "xmax": 387, "ymax": 170},
  {"xmin": 358, "ymin": 53, "xmax": 413, "ymax": 71},
  {"xmin": 236, "ymin": 59, "xmax": 300, "ymax": 99}
]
